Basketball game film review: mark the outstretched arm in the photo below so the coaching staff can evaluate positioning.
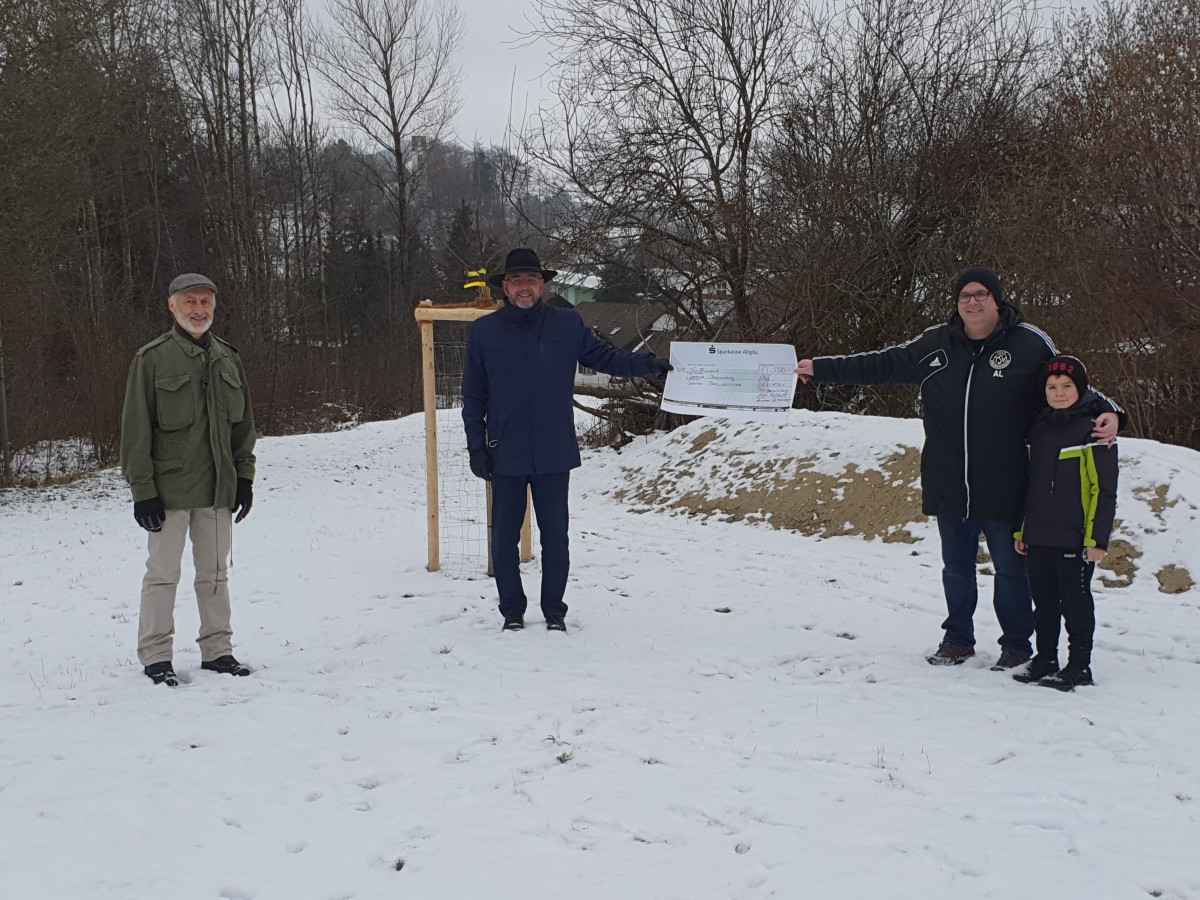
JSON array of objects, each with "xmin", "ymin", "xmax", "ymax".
[
  {"xmin": 799, "ymin": 329, "xmax": 938, "ymax": 387},
  {"xmin": 576, "ymin": 316, "xmax": 657, "ymax": 378}
]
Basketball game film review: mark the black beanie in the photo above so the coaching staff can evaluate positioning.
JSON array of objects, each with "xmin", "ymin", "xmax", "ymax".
[
  {"xmin": 953, "ymin": 266, "xmax": 1003, "ymax": 306},
  {"xmin": 1046, "ymin": 354, "xmax": 1089, "ymax": 396}
]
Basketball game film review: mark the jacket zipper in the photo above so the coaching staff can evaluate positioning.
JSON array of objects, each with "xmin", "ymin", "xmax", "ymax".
[
  {"xmin": 962, "ymin": 346, "xmax": 982, "ymax": 518},
  {"xmin": 202, "ymin": 347, "xmax": 218, "ymax": 505},
  {"xmin": 200, "ymin": 345, "xmax": 222, "ymax": 590}
]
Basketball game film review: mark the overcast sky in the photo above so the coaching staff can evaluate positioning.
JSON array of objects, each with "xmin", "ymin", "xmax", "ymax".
[
  {"xmin": 443, "ymin": 0, "xmax": 1099, "ymax": 149},
  {"xmin": 451, "ymin": 0, "xmax": 554, "ymax": 148}
]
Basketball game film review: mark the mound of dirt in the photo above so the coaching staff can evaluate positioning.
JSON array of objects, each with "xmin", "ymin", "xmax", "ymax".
[
  {"xmin": 605, "ymin": 416, "xmax": 1195, "ymax": 596},
  {"xmin": 1155, "ymin": 565, "xmax": 1195, "ymax": 594},
  {"xmin": 1099, "ymin": 540, "xmax": 1140, "ymax": 588},
  {"xmin": 611, "ymin": 425, "xmax": 926, "ymax": 541}
]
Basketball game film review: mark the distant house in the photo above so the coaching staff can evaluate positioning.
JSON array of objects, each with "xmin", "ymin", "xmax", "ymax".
[
  {"xmin": 551, "ymin": 270, "xmax": 601, "ymax": 306},
  {"xmin": 574, "ymin": 301, "xmax": 673, "ymax": 386}
]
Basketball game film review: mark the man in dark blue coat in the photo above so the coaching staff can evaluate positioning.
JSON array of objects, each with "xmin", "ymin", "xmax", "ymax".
[
  {"xmin": 795, "ymin": 267, "xmax": 1123, "ymax": 668},
  {"xmin": 462, "ymin": 248, "xmax": 671, "ymax": 632}
]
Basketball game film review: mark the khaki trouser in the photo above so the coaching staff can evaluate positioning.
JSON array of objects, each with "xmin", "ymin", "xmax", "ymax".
[{"xmin": 138, "ymin": 507, "xmax": 234, "ymax": 666}]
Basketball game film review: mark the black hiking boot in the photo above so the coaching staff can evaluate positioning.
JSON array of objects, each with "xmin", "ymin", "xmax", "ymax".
[
  {"xmin": 1012, "ymin": 655, "xmax": 1060, "ymax": 684},
  {"xmin": 144, "ymin": 661, "xmax": 179, "ymax": 687},
  {"xmin": 926, "ymin": 640, "xmax": 974, "ymax": 666},
  {"xmin": 200, "ymin": 655, "xmax": 251, "ymax": 676},
  {"xmin": 1040, "ymin": 664, "xmax": 1093, "ymax": 692},
  {"xmin": 502, "ymin": 614, "xmax": 524, "ymax": 632},
  {"xmin": 990, "ymin": 650, "xmax": 1032, "ymax": 671},
  {"xmin": 545, "ymin": 616, "xmax": 567, "ymax": 633}
]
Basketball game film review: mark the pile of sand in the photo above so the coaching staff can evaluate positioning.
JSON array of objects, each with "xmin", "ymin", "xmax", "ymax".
[
  {"xmin": 612, "ymin": 425, "xmax": 924, "ymax": 542},
  {"xmin": 601, "ymin": 415, "xmax": 1195, "ymax": 594}
]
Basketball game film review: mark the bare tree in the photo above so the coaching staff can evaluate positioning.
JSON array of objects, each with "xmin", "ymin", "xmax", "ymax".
[
  {"xmin": 170, "ymin": 0, "xmax": 276, "ymax": 339},
  {"xmin": 316, "ymin": 0, "xmax": 463, "ymax": 306},
  {"xmin": 762, "ymin": 0, "xmax": 1055, "ymax": 416},
  {"xmin": 1034, "ymin": 0, "xmax": 1200, "ymax": 445},
  {"xmin": 0, "ymin": 318, "xmax": 10, "ymax": 480},
  {"xmin": 265, "ymin": 0, "xmax": 329, "ymax": 304},
  {"xmin": 256, "ymin": 0, "xmax": 334, "ymax": 433},
  {"xmin": 521, "ymin": 0, "xmax": 802, "ymax": 339}
]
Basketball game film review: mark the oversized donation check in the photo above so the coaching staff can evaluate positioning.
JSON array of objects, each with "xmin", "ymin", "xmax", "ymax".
[{"xmin": 660, "ymin": 342, "xmax": 798, "ymax": 421}]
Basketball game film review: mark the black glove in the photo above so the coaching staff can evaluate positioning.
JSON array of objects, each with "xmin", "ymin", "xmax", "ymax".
[
  {"xmin": 649, "ymin": 357, "xmax": 673, "ymax": 377},
  {"xmin": 469, "ymin": 448, "xmax": 492, "ymax": 482},
  {"xmin": 233, "ymin": 477, "xmax": 253, "ymax": 523},
  {"xmin": 134, "ymin": 496, "xmax": 165, "ymax": 532}
]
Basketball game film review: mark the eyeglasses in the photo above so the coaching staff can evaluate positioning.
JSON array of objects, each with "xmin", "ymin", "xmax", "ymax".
[
  {"xmin": 957, "ymin": 290, "xmax": 992, "ymax": 304},
  {"xmin": 504, "ymin": 273, "xmax": 544, "ymax": 285}
]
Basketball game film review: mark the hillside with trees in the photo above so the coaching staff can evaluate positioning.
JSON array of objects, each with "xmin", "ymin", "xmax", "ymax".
[{"xmin": 1, "ymin": 0, "xmax": 1196, "ymax": 482}]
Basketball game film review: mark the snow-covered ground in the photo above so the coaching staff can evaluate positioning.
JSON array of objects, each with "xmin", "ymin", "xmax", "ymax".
[{"xmin": 2, "ymin": 410, "xmax": 1198, "ymax": 899}]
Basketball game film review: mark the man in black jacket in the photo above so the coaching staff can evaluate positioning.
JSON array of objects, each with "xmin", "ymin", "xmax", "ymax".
[{"xmin": 795, "ymin": 267, "xmax": 1122, "ymax": 668}]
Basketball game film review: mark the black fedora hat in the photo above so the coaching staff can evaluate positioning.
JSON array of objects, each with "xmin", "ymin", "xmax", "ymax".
[{"xmin": 487, "ymin": 248, "xmax": 557, "ymax": 288}]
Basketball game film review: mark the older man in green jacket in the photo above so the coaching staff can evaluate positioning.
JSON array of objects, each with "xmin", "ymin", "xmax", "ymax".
[{"xmin": 120, "ymin": 273, "xmax": 256, "ymax": 686}]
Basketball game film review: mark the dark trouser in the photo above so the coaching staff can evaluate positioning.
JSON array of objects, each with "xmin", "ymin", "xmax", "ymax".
[
  {"xmin": 1026, "ymin": 544, "xmax": 1096, "ymax": 667},
  {"xmin": 491, "ymin": 472, "xmax": 570, "ymax": 619},
  {"xmin": 937, "ymin": 515, "xmax": 1034, "ymax": 656}
]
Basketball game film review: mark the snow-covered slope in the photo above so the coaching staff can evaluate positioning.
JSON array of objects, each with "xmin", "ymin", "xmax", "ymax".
[{"xmin": 1, "ymin": 411, "xmax": 1198, "ymax": 899}]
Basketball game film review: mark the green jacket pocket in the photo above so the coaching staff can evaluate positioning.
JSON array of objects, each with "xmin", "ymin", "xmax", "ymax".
[
  {"xmin": 151, "ymin": 436, "xmax": 185, "ymax": 474},
  {"xmin": 220, "ymin": 369, "xmax": 245, "ymax": 422},
  {"xmin": 154, "ymin": 373, "xmax": 194, "ymax": 431}
]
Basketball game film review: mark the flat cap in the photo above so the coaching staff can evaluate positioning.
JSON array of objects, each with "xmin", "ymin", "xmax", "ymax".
[{"xmin": 169, "ymin": 273, "xmax": 218, "ymax": 295}]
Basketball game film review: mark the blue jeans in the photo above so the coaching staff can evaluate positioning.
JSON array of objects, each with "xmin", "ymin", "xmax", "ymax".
[
  {"xmin": 491, "ymin": 472, "xmax": 571, "ymax": 619},
  {"xmin": 937, "ymin": 515, "xmax": 1034, "ymax": 656}
]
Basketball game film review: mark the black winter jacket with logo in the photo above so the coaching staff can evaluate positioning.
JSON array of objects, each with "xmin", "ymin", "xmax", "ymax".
[
  {"xmin": 811, "ymin": 304, "xmax": 1123, "ymax": 527},
  {"xmin": 1017, "ymin": 399, "xmax": 1118, "ymax": 551}
]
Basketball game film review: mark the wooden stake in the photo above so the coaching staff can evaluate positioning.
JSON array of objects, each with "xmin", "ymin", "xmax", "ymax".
[
  {"xmin": 419, "ymin": 316, "xmax": 439, "ymax": 571},
  {"xmin": 521, "ymin": 484, "xmax": 533, "ymax": 563},
  {"xmin": 486, "ymin": 481, "xmax": 494, "ymax": 577},
  {"xmin": 412, "ymin": 299, "xmax": 509, "ymax": 575}
]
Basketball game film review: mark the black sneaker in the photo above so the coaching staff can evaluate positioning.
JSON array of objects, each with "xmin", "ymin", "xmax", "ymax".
[
  {"xmin": 200, "ymin": 655, "xmax": 251, "ymax": 676},
  {"xmin": 990, "ymin": 650, "xmax": 1032, "ymax": 671},
  {"xmin": 926, "ymin": 640, "xmax": 974, "ymax": 665},
  {"xmin": 1012, "ymin": 655, "xmax": 1060, "ymax": 684},
  {"xmin": 1040, "ymin": 665, "xmax": 1093, "ymax": 692},
  {"xmin": 545, "ymin": 616, "xmax": 567, "ymax": 633},
  {"xmin": 144, "ymin": 661, "xmax": 179, "ymax": 686},
  {"xmin": 502, "ymin": 615, "xmax": 524, "ymax": 632}
]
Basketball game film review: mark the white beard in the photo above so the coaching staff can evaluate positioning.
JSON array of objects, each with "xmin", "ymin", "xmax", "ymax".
[{"xmin": 178, "ymin": 317, "xmax": 213, "ymax": 336}]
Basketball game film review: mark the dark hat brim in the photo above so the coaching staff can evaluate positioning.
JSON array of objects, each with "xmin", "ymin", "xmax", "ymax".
[{"xmin": 487, "ymin": 268, "xmax": 558, "ymax": 288}]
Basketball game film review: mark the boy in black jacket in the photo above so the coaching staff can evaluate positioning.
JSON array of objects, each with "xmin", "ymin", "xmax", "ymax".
[{"xmin": 1013, "ymin": 355, "xmax": 1118, "ymax": 690}]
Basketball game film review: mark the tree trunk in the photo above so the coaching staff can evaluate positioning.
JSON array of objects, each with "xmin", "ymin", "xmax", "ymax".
[{"xmin": 0, "ymin": 315, "xmax": 12, "ymax": 481}]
